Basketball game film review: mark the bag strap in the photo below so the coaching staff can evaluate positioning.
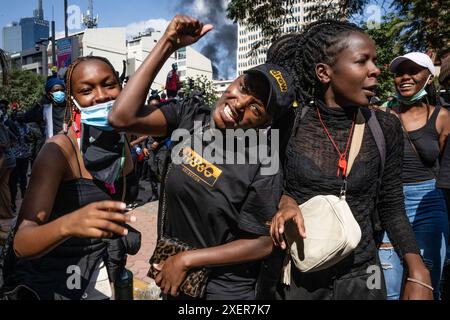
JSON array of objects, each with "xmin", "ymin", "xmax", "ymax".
[
  {"xmin": 364, "ymin": 109, "xmax": 386, "ymax": 178},
  {"xmin": 347, "ymin": 110, "xmax": 365, "ymax": 176},
  {"xmin": 158, "ymin": 163, "xmax": 172, "ymax": 238},
  {"xmin": 360, "ymin": 108, "xmax": 386, "ymax": 239}
]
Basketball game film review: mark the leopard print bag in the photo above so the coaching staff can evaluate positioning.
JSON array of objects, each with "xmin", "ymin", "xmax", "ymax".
[
  {"xmin": 147, "ymin": 164, "xmax": 210, "ymax": 298},
  {"xmin": 148, "ymin": 237, "xmax": 210, "ymax": 298}
]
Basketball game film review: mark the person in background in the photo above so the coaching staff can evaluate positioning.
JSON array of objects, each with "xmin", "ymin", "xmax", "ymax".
[
  {"xmin": 0, "ymin": 48, "xmax": 14, "ymax": 222},
  {"xmin": 20, "ymin": 78, "xmax": 67, "ymax": 140},
  {"xmin": 165, "ymin": 63, "xmax": 180, "ymax": 99},
  {"xmin": 160, "ymin": 92, "xmax": 168, "ymax": 103},
  {"xmin": 8, "ymin": 106, "xmax": 33, "ymax": 213},
  {"xmin": 439, "ymin": 55, "xmax": 450, "ymax": 109},
  {"xmin": 0, "ymin": 107, "xmax": 17, "ymax": 219},
  {"xmin": 436, "ymin": 53, "xmax": 450, "ymax": 300},
  {"xmin": 48, "ymin": 66, "xmax": 58, "ymax": 80},
  {"xmin": 378, "ymin": 52, "xmax": 450, "ymax": 300}
]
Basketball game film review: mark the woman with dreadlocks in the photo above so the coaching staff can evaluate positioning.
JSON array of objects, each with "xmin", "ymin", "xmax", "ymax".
[
  {"xmin": 268, "ymin": 21, "xmax": 432, "ymax": 300},
  {"xmin": 1, "ymin": 56, "xmax": 139, "ymax": 300}
]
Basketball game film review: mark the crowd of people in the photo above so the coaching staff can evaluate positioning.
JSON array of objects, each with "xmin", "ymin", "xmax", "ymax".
[{"xmin": 0, "ymin": 14, "xmax": 450, "ymax": 301}]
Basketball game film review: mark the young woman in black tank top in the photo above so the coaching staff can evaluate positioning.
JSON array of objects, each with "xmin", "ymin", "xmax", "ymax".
[
  {"xmin": 2, "ymin": 57, "xmax": 138, "ymax": 300},
  {"xmin": 379, "ymin": 52, "xmax": 450, "ymax": 300}
]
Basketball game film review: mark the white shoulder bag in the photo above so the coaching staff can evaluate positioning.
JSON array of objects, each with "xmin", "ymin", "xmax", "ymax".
[{"xmin": 282, "ymin": 110, "xmax": 366, "ymax": 284}]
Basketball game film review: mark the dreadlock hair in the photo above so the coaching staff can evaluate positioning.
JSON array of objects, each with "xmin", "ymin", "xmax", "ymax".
[
  {"xmin": 267, "ymin": 20, "xmax": 365, "ymax": 106},
  {"xmin": 63, "ymin": 56, "xmax": 120, "ymax": 132}
]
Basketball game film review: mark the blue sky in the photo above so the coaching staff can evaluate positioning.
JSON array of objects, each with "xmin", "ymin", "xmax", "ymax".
[
  {"xmin": 0, "ymin": 0, "xmax": 234, "ymax": 76},
  {"xmin": 0, "ymin": 0, "xmax": 180, "ymax": 42}
]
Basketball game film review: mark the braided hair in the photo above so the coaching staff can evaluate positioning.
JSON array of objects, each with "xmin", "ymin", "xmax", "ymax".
[
  {"xmin": 267, "ymin": 20, "xmax": 365, "ymax": 105},
  {"xmin": 63, "ymin": 56, "xmax": 120, "ymax": 131}
]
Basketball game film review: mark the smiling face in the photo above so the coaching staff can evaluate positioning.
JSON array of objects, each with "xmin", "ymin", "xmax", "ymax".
[
  {"xmin": 71, "ymin": 59, "xmax": 121, "ymax": 108},
  {"xmin": 394, "ymin": 60, "xmax": 432, "ymax": 98},
  {"xmin": 319, "ymin": 32, "xmax": 380, "ymax": 108},
  {"xmin": 213, "ymin": 74, "xmax": 272, "ymax": 130}
]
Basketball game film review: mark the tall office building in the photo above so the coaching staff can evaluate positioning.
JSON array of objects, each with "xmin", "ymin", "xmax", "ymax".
[
  {"xmin": 2, "ymin": 22, "xmax": 22, "ymax": 54},
  {"xmin": 127, "ymin": 29, "xmax": 212, "ymax": 90},
  {"xmin": 2, "ymin": 0, "xmax": 49, "ymax": 53},
  {"xmin": 236, "ymin": 0, "xmax": 338, "ymax": 76},
  {"xmin": 21, "ymin": 0, "xmax": 49, "ymax": 51},
  {"xmin": 20, "ymin": 17, "xmax": 50, "ymax": 52}
]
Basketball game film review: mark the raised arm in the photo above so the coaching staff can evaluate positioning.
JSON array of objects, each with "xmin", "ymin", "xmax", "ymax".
[{"xmin": 109, "ymin": 15, "xmax": 213, "ymax": 136}]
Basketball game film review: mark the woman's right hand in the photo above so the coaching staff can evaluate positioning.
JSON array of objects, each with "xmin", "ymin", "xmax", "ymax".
[
  {"xmin": 163, "ymin": 15, "xmax": 214, "ymax": 50},
  {"xmin": 61, "ymin": 201, "xmax": 136, "ymax": 239},
  {"xmin": 270, "ymin": 196, "xmax": 306, "ymax": 250}
]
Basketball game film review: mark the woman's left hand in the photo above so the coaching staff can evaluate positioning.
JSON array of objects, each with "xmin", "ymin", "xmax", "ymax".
[
  {"xmin": 401, "ymin": 270, "xmax": 434, "ymax": 300},
  {"xmin": 153, "ymin": 252, "xmax": 190, "ymax": 297}
]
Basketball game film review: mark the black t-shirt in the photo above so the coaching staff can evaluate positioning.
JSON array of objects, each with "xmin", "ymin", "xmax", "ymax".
[{"xmin": 159, "ymin": 99, "xmax": 282, "ymax": 299}]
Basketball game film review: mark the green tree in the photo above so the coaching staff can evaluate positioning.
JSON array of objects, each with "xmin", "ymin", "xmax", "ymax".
[
  {"xmin": 180, "ymin": 75, "xmax": 218, "ymax": 107},
  {"xmin": 228, "ymin": 0, "xmax": 450, "ymax": 60},
  {"xmin": 0, "ymin": 69, "xmax": 45, "ymax": 112},
  {"xmin": 392, "ymin": 0, "xmax": 450, "ymax": 60},
  {"xmin": 363, "ymin": 14, "xmax": 405, "ymax": 101},
  {"xmin": 227, "ymin": 0, "xmax": 370, "ymax": 51}
]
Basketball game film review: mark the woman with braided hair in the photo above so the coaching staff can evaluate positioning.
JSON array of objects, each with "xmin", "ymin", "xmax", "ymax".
[
  {"xmin": 268, "ymin": 20, "xmax": 432, "ymax": 300},
  {"xmin": 1, "ymin": 56, "xmax": 139, "ymax": 300}
]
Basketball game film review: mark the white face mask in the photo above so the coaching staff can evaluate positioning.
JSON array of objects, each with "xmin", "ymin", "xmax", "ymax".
[
  {"xmin": 396, "ymin": 74, "xmax": 432, "ymax": 106},
  {"xmin": 72, "ymin": 97, "xmax": 115, "ymax": 131}
]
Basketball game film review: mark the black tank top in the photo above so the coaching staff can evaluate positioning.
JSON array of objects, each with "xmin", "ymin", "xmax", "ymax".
[
  {"xmin": 11, "ymin": 134, "xmax": 134, "ymax": 300},
  {"xmin": 402, "ymin": 106, "xmax": 441, "ymax": 183}
]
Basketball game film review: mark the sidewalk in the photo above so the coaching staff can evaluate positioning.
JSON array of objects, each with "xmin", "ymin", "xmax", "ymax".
[{"xmin": 125, "ymin": 201, "xmax": 160, "ymax": 300}]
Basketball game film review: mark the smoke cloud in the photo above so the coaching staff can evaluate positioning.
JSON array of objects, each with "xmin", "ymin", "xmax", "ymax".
[{"xmin": 172, "ymin": 0, "xmax": 237, "ymax": 80}]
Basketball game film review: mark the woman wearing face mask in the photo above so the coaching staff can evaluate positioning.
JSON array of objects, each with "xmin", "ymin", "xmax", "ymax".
[
  {"xmin": 20, "ymin": 78, "xmax": 67, "ymax": 141},
  {"xmin": 1, "ymin": 56, "xmax": 139, "ymax": 300},
  {"xmin": 377, "ymin": 53, "xmax": 450, "ymax": 300},
  {"xmin": 267, "ymin": 21, "xmax": 432, "ymax": 300},
  {"xmin": 109, "ymin": 15, "xmax": 294, "ymax": 300}
]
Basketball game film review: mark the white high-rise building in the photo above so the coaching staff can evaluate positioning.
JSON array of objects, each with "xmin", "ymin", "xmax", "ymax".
[
  {"xmin": 127, "ymin": 29, "xmax": 175, "ymax": 90},
  {"xmin": 237, "ymin": 0, "xmax": 338, "ymax": 76},
  {"xmin": 175, "ymin": 46, "xmax": 213, "ymax": 83},
  {"xmin": 127, "ymin": 29, "xmax": 213, "ymax": 91}
]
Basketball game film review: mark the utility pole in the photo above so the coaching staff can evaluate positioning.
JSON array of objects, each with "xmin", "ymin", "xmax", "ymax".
[
  {"xmin": 51, "ymin": 6, "xmax": 56, "ymax": 67},
  {"xmin": 64, "ymin": 0, "xmax": 68, "ymax": 38}
]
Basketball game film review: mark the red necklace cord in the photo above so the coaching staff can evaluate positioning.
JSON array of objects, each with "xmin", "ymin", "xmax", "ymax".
[{"xmin": 316, "ymin": 108, "xmax": 356, "ymax": 177}]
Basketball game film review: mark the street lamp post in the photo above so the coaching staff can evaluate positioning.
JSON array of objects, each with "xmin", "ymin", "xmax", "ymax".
[{"xmin": 35, "ymin": 40, "xmax": 49, "ymax": 77}]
